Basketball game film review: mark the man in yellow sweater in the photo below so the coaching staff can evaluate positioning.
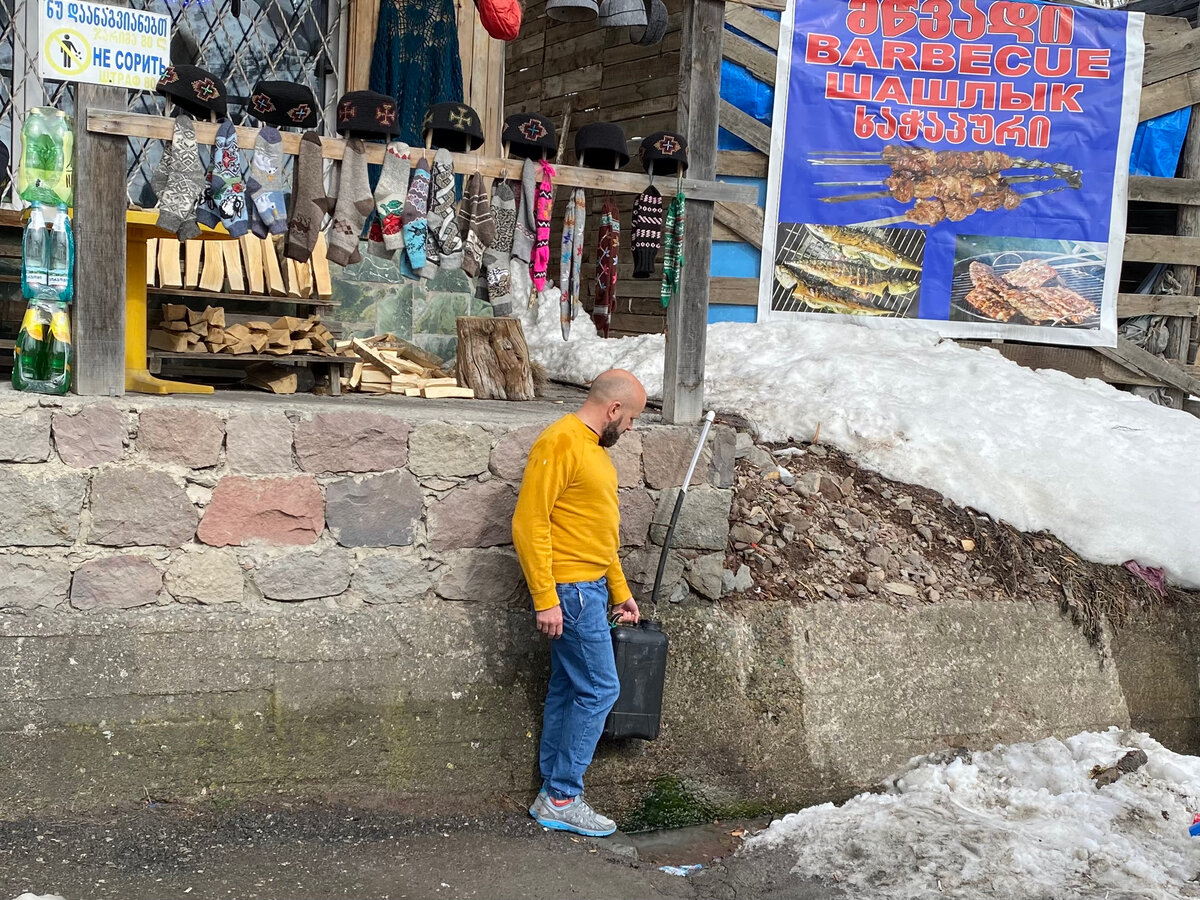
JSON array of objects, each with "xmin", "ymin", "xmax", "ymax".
[{"xmin": 512, "ymin": 369, "xmax": 646, "ymax": 837}]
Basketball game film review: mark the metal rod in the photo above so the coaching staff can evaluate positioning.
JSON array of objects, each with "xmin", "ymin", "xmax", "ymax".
[{"xmin": 650, "ymin": 411, "xmax": 716, "ymax": 606}]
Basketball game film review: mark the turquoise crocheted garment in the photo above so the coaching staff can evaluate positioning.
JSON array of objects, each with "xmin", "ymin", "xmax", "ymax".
[{"xmin": 369, "ymin": 0, "xmax": 465, "ymax": 146}]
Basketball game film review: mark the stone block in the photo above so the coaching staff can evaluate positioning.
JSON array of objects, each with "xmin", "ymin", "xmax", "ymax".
[
  {"xmin": 650, "ymin": 486, "xmax": 733, "ymax": 551},
  {"xmin": 226, "ymin": 411, "xmax": 294, "ymax": 474},
  {"xmin": 687, "ymin": 552, "xmax": 725, "ymax": 601},
  {"xmin": 642, "ymin": 428, "xmax": 711, "ymax": 490},
  {"xmin": 428, "ymin": 480, "xmax": 518, "ymax": 551},
  {"xmin": 137, "ymin": 408, "xmax": 224, "ymax": 469},
  {"xmin": 53, "ymin": 403, "xmax": 126, "ymax": 468},
  {"xmin": 0, "ymin": 553, "xmax": 71, "ymax": 610},
  {"xmin": 619, "ymin": 491, "xmax": 655, "ymax": 548},
  {"xmin": 294, "ymin": 412, "xmax": 408, "ymax": 474},
  {"xmin": 607, "ymin": 431, "xmax": 643, "ymax": 488},
  {"xmin": 89, "ymin": 468, "xmax": 199, "ymax": 547},
  {"xmin": 198, "ymin": 476, "xmax": 324, "ymax": 547},
  {"xmin": 165, "ymin": 548, "xmax": 244, "ymax": 604},
  {"xmin": 0, "ymin": 409, "xmax": 51, "ymax": 462},
  {"xmin": 70, "ymin": 556, "xmax": 162, "ymax": 610},
  {"xmin": 251, "ymin": 550, "xmax": 352, "ymax": 601},
  {"xmin": 708, "ymin": 426, "xmax": 737, "ymax": 489},
  {"xmin": 409, "ymin": 423, "xmax": 492, "ymax": 477},
  {"xmin": 622, "ymin": 546, "xmax": 685, "ymax": 601},
  {"xmin": 326, "ymin": 471, "xmax": 423, "ymax": 548},
  {"xmin": 489, "ymin": 424, "xmax": 544, "ymax": 482},
  {"xmin": 0, "ymin": 468, "xmax": 87, "ymax": 546},
  {"xmin": 351, "ymin": 550, "xmax": 435, "ymax": 604},
  {"xmin": 435, "ymin": 548, "xmax": 529, "ymax": 606}
]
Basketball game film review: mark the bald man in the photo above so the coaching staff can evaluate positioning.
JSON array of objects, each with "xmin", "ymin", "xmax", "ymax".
[{"xmin": 512, "ymin": 369, "xmax": 647, "ymax": 836}]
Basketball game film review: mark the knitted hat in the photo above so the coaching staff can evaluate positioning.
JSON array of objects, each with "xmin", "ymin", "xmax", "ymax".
[
  {"xmin": 157, "ymin": 65, "xmax": 227, "ymax": 119},
  {"xmin": 574, "ymin": 122, "xmax": 629, "ymax": 169},
  {"xmin": 503, "ymin": 113, "xmax": 557, "ymax": 160},
  {"xmin": 335, "ymin": 90, "xmax": 400, "ymax": 136},
  {"xmin": 631, "ymin": 0, "xmax": 668, "ymax": 45},
  {"xmin": 599, "ymin": 0, "xmax": 646, "ymax": 27},
  {"xmin": 639, "ymin": 130, "xmax": 688, "ymax": 175},
  {"xmin": 423, "ymin": 102, "xmax": 485, "ymax": 152},
  {"xmin": 546, "ymin": 0, "xmax": 599, "ymax": 22},
  {"xmin": 249, "ymin": 81, "xmax": 319, "ymax": 128}
]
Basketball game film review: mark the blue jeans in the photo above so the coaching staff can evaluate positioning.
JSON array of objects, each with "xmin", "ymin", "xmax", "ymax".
[{"xmin": 539, "ymin": 578, "xmax": 621, "ymax": 800}]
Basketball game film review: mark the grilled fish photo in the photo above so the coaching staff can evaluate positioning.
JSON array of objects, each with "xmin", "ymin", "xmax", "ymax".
[
  {"xmin": 806, "ymin": 225, "xmax": 921, "ymax": 271},
  {"xmin": 784, "ymin": 258, "xmax": 919, "ymax": 298}
]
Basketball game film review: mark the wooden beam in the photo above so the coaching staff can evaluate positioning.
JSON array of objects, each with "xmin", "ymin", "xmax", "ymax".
[
  {"xmin": 714, "ymin": 201, "xmax": 764, "ymax": 248},
  {"xmin": 956, "ymin": 341, "xmax": 1161, "ymax": 387},
  {"xmin": 1097, "ymin": 337, "xmax": 1200, "ymax": 396},
  {"xmin": 1123, "ymin": 233, "xmax": 1200, "ymax": 264},
  {"xmin": 722, "ymin": 30, "xmax": 777, "ymax": 83},
  {"xmin": 717, "ymin": 150, "xmax": 768, "ymax": 177},
  {"xmin": 719, "ymin": 100, "xmax": 771, "ymax": 154},
  {"xmin": 1128, "ymin": 175, "xmax": 1200, "ymax": 205},
  {"xmin": 87, "ymin": 111, "xmax": 758, "ymax": 205},
  {"xmin": 724, "ymin": 4, "xmax": 779, "ymax": 50},
  {"xmin": 1144, "ymin": 14, "xmax": 1194, "ymax": 40},
  {"xmin": 72, "ymin": 83, "xmax": 127, "ymax": 396},
  {"xmin": 1139, "ymin": 69, "xmax": 1200, "ymax": 121},
  {"xmin": 1141, "ymin": 28, "xmax": 1200, "ymax": 86},
  {"xmin": 1117, "ymin": 293, "xmax": 1200, "ymax": 318},
  {"xmin": 665, "ymin": 0, "xmax": 724, "ymax": 425},
  {"xmin": 723, "ymin": 0, "xmax": 785, "ymax": 11}
]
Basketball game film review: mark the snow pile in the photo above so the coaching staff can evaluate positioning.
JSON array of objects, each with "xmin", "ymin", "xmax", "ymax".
[
  {"xmin": 743, "ymin": 730, "xmax": 1200, "ymax": 900},
  {"xmin": 524, "ymin": 308, "xmax": 1200, "ymax": 587}
]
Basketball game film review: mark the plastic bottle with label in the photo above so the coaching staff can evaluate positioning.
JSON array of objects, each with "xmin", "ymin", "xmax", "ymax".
[
  {"xmin": 19, "ymin": 107, "xmax": 72, "ymax": 207},
  {"xmin": 47, "ymin": 205, "xmax": 74, "ymax": 303},
  {"xmin": 12, "ymin": 291, "xmax": 71, "ymax": 395},
  {"xmin": 21, "ymin": 203, "xmax": 48, "ymax": 298}
]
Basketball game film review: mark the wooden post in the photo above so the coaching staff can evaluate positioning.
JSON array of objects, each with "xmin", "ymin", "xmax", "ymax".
[
  {"xmin": 72, "ymin": 83, "xmax": 127, "ymax": 396},
  {"xmin": 1175, "ymin": 105, "xmax": 1200, "ymax": 365},
  {"xmin": 346, "ymin": 0, "xmax": 380, "ymax": 93},
  {"xmin": 663, "ymin": 0, "xmax": 724, "ymax": 424}
]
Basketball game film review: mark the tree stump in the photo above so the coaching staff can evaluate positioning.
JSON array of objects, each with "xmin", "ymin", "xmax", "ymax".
[{"xmin": 455, "ymin": 316, "xmax": 535, "ymax": 401}]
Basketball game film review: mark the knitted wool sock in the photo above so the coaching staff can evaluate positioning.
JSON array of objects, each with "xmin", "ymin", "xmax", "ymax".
[
  {"xmin": 246, "ymin": 126, "xmax": 289, "ymax": 235},
  {"xmin": 423, "ymin": 148, "xmax": 462, "ymax": 276},
  {"xmin": 247, "ymin": 193, "xmax": 267, "ymax": 239},
  {"xmin": 150, "ymin": 141, "xmax": 173, "ymax": 202},
  {"xmin": 195, "ymin": 161, "xmax": 220, "ymax": 231},
  {"xmin": 210, "ymin": 119, "xmax": 250, "ymax": 238},
  {"xmin": 401, "ymin": 158, "xmax": 431, "ymax": 271},
  {"xmin": 483, "ymin": 180, "xmax": 516, "ymax": 316},
  {"xmin": 375, "ymin": 142, "xmax": 411, "ymax": 252},
  {"xmin": 285, "ymin": 131, "xmax": 332, "ymax": 263},
  {"xmin": 560, "ymin": 188, "xmax": 585, "ymax": 314},
  {"xmin": 511, "ymin": 159, "xmax": 537, "ymax": 264},
  {"xmin": 458, "ymin": 172, "xmax": 495, "ymax": 278},
  {"xmin": 592, "ymin": 197, "xmax": 619, "ymax": 338},
  {"xmin": 661, "ymin": 190, "xmax": 685, "ymax": 308},
  {"xmin": 365, "ymin": 215, "xmax": 393, "ymax": 258},
  {"xmin": 631, "ymin": 185, "xmax": 664, "ymax": 278},
  {"xmin": 531, "ymin": 159, "xmax": 556, "ymax": 292},
  {"xmin": 155, "ymin": 114, "xmax": 206, "ymax": 242},
  {"xmin": 326, "ymin": 138, "xmax": 374, "ymax": 267}
]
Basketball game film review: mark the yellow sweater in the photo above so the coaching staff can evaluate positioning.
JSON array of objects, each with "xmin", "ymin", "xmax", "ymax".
[{"xmin": 511, "ymin": 414, "xmax": 633, "ymax": 611}]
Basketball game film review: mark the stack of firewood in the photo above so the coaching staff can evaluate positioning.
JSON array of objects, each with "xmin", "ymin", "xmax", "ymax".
[
  {"xmin": 150, "ymin": 305, "xmax": 353, "ymax": 357},
  {"xmin": 341, "ymin": 334, "xmax": 474, "ymax": 399}
]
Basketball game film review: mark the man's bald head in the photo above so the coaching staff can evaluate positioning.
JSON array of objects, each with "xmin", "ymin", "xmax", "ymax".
[
  {"xmin": 587, "ymin": 369, "xmax": 647, "ymax": 408},
  {"xmin": 578, "ymin": 369, "xmax": 647, "ymax": 447}
]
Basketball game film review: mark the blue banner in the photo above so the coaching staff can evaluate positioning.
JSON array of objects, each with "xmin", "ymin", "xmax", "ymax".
[{"xmin": 760, "ymin": 0, "xmax": 1144, "ymax": 346}]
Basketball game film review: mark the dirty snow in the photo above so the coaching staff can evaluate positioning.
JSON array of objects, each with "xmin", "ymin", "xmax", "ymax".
[
  {"xmin": 520, "ymin": 295, "xmax": 1200, "ymax": 588},
  {"xmin": 741, "ymin": 729, "xmax": 1200, "ymax": 900}
]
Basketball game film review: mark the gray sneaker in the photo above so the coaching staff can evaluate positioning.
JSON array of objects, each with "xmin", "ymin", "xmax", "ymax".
[
  {"xmin": 532, "ymin": 795, "xmax": 617, "ymax": 837},
  {"xmin": 528, "ymin": 790, "xmax": 548, "ymax": 818}
]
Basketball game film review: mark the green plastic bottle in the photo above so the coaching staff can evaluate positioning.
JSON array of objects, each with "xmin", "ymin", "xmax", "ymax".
[{"xmin": 12, "ymin": 292, "xmax": 70, "ymax": 395}]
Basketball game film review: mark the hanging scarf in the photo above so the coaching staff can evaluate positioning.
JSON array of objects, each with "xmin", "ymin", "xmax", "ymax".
[
  {"xmin": 660, "ymin": 189, "xmax": 685, "ymax": 308},
  {"xmin": 531, "ymin": 159, "xmax": 555, "ymax": 292},
  {"xmin": 559, "ymin": 188, "xmax": 586, "ymax": 339},
  {"xmin": 593, "ymin": 197, "xmax": 619, "ymax": 338}
]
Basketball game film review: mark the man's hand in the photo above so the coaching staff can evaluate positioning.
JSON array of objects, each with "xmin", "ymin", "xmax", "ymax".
[
  {"xmin": 536, "ymin": 605, "xmax": 563, "ymax": 639},
  {"xmin": 611, "ymin": 598, "xmax": 640, "ymax": 625}
]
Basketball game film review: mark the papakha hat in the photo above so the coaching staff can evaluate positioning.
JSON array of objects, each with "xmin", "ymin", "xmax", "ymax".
[
  {"xmin": 599, "ymin": 0, "xmax": 646, "ymax": 27},
  {"xmin": 639, "ymin": 130, "xmax": 688, "ymax": 175},
  {"xmin": 574, "ymin": 122, "xmax": 630, "ymax": 169},
  {"xmin": 423, "ymin": 102, "xmax": 485, "ymax": 152},
  {"xmin": 157, "ymin": 64, "xmax": 228, "ymax": 119},
  {"xmin": 631, "ymin": 0, "xmax": 667, "ymax": 45},
  {"xmin": 503, "ymin": 112, "xmax": 557, "ymax": 160},
  {"xmin": 547, "ymin": 0, "xmax": 599, "ymax": 23},
  {"xmin": 335, "ymin": 90, "xmax": 400, "ymax": 137},
  {"xmin": 249, "ymin": 81, "xmax": 319, "ymax": 129}
]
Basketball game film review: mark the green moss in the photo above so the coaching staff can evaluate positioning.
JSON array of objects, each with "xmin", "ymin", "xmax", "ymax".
[{"xmin": 623, "ymin": 776, "xmax": 714, "ymax": 832}]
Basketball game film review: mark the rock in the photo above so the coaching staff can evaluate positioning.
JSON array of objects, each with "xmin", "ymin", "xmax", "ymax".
[
  {"xmin": 886, "ymin": 581, "xmax": 919, "ymax": 597},
  {"xmin": 649, "ymin": 486, "xmax": 733, "ymax": 551},
  {"xmin": 70, "ymin": 555, "xmax": 162, "ymax": 610},
  {"xmin": 89, "ymin": 468, "xmax": 198, "ymax": 547},
  {"xmin": 165, "ymin": 548, "xmax": 244, "ymax": 604},
  {"xmin": 865, "ymin": 546, "xmax": 891, "ymax": 568},
  {"xmin": 642, "ymin": 428, "xmax": 712, "ymax": 490},
  {"xmin": 734, "ymin": 432, "xmax": 753, "ymax": 458},
  {"xmin": 325, "ymin": 471, "xmax": 423, "ymax": 548},
  {"xmin": 294, "ymin": 412, "xmax": 408, "ymax": 473},
  {"xmin": 730, "ymin": 523, "xmax": 764, "ymax": 545},
  {"xmin": 743, "ymin": 444, "xmax": 775, "ymax": 473},
  {"xmin": 846, "ymin": 510, "xmax": 869, "ymax": 531},
  {"xmin": 841, "ymin": 476, "xmax": 855, "ymax": 497},
  {"xmin": 607, "ymin": 430, "xmax": 643, "ymax": 488},
  {"xmin": 408, "ymin": 423, "xmax": 491, "ymax": 477},
  {"xmin": 917, "ymin": 525, "xmax": 933, "ymax": 544},
  {"xmin": 897, "ymin": 496, "xmax": 913, "ymax": 511},
  {"xmin": 351, "ymin": 550, "xmax": 434, "ymax": 604},
  {"xmin": 435, "ymin": 549, "xmax": 528, "ymax": 605},
  {"xmin": 781, "ymin": 524, "xmax": 796, "ymax": 543},
  {"xmin": 812, "ymin": 531, "xmax": 844, "ymax": 553},
  {"xmin": 252, "ymin": 550, "xmax": 352, "ymax": 601},
  {"xmin": 721, "ymin": 564, "xmax": 753, "ymax": 594},
  {"xmin": 707, "ymin": 427, "xmax": 737, "ymax": 488},
  {"xmin": 686, "ymin": 552, "xmax": 725, "ymax": 600},
  {"xmin": 619, "ymin": 491, "xmax": 656, "ymax": 548},
  {"xmin": 0, "ymin": 553, "xmax": 71, "ymax": 610},
  {"xmin": 928, "ymin": 588, "xmax": 941, "ymax": 602},
  {"xmin": 198, "ymin": 476, "xmax": 324, "ymax": 547},
  {"xmin": 818, "ymin": 476, "xmax": 844, "ymax": 500},
  {"xmin": 489, "ymin": 425, "xmax": 543, "ymax": 482},
  {"xmin": 0, "ymin": 409, "xmax": 52, "ymax": 462},
  {"xmin": 136, "ymin": 408, "xmax": 224, "ymax": 468},
  {"xmin": 668, "ymin": 582, "xmax": 688, "ymax": 604},
  {"xmin": 848, "ymin": 569, "xmax": 868, "ymax": 585},
  {"xmin": 53, "ymin": 403, "xmax": 126, "ymax": 468},
  {"xmin": 0, "ymin": 468, "xmax": 87, "ymax": 546},
  {"xmin": 427, "ymin": 480, "xmax": 518, "ymax": 551},
  {"xmin": 788, "ymin": 512, "xmax": 812, "ymax": 534},
  {"xmin": 776, "ymin": 466, "xmax": 796, "ymax": 487},
  {"xmin": 806, "ymin": 443, "xmax": 827, "ymax": 457},
  {"xmin": 924, "ymin": 571, "xmax": 940, "ymax": 586},
  {"xmin": 225, "ymin": 411, "xmax": 294, "ymax": 474},
  {"xmin": 866, "ymin": 570, "xmax": 885, "ymax": 593},
  {"xmin": 623, "ymin": 546, "xmax": 685, "ymax": 599}
]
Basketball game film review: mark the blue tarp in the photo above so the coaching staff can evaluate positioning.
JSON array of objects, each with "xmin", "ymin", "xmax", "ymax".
[{"xmin": 1129, "ymin": 107, "xmax": 1193, "ymax": 178}]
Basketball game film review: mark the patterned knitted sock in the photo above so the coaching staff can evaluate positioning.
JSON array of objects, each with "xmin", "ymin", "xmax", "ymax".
[
  {"xmin": 532, "ymin": 159, "xmax": 556, "ymax": 292},
  {"xmin": 592, "ymin": 197, "xmax": 619, "ymax": 337},
  {"xmin": 483, "ymin": 180, "xmax": 516, "ymax": 316},
  {"xmin": 402, "ymin": 158, "xmax": 431, "ymax": 271},
  {"xmin": 424, "ymin": 148, "xmax": 461, "ymax": 276},
  {"xmin": 661, "ymin": 190, "xmax": 685, "ymax": 308},
  {"xmin": 247, "ymin": 193, "xmax": 268, "ymax": 239},
  {"xmin": 375, "ymin": 142, "xmax": 411, "ymax": 253},
  {"xmin": 150, "ymin": 141, "xmax": 173, "ymax": 202},
  {"xmin": 246, "ymin": 126, "xmax": 288, "ymax": 235},
  {"xmin": 631, "ymin": 185, "xmax": 664, "ymax": 278},
  {"xmin": 285, "ymin": 131, "xmax": 332, "ymax": 263},
  {"xmin": 326, "ymin": 138, "xmax": 373, "ymax": 267},
  {"xmin": 569, "ymin": 188, "xmax": 585, "ymax": 313},
  {"xmin": 511, "ymin": 159, "xmax": 537, "ymax": 264},
  {"xmin": 155, "ymin": 114, "xmax": 206, "ymax": 242},
  {"xmin": 195, "ymin": 159, "xmax": 220, "ymax": 231},
  {"xmin": 458, "ymin": 172, "xmax": 495, "ymax": 277},
  {"xmin": 211, "ymin": 119, "xmax": 250, "ymax": 238}
]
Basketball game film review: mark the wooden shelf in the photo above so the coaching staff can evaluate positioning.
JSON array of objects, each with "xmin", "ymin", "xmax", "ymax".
[
  {"xmin": 147, "ymin": 286, "xmax": 337, "ymax": 306},
  {"xmin": 149, "ymin": 351, "xmax": 352, "ymax": 365}
]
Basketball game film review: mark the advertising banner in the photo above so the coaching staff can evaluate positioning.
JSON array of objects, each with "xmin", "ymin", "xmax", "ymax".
[
  {"xmin": 39, "ymin": 0, "xmax": 170, "ymax": 92},
  {"xmin": 760, "ymin": 0, "xmax": 1144, "ymax": 346}
]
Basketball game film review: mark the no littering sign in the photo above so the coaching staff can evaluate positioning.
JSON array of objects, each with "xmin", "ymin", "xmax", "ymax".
[{"xmin": 38, "ymin": 0, "xmax": 170, "ymax": 91}]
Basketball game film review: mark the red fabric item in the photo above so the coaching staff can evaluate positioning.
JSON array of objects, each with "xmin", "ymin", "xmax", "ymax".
[
  {"xmin": 592, "ymin": 197, "xmax": 619, "ymax": 338},
  {"xmin": 475, "ymin": 0, "xmax": 522, "ymax": 41}
]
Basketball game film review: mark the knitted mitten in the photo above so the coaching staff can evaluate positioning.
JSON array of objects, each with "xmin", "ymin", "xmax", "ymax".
[
  {"xmin": 631, "ymin": 185, "xmax": 664, "ymax": 278},
  {"xmin": 155, "ymin": 114, "xmax": 207, "ymax": 241},
  {"xmin": 483, "ymin": 180, "xmax": 516, "ymax": 316},
  {"xmin": 424, "ymin": 148, "xmax": 462, "ymax": 276},
  {"xmin": 511, "ymin": 158, "xmax": 537, "ymax": 264},
  {"xmin": 531, "ymin": 159, "xmax": 556, "ymax": 291},
  {"xmin": 458, "ymin": 172, "xmax": 495, "ymax": 278},
  {"xmin": 210, "ymin": 119, "xmax": 249, "ymax": 238},
  {"xmin": 402, "ymin": 158, "xmax": 431, "ymax": 271},
  {"xmin": 326, "ymin": 138, "xmax": 373, "ymax": 267},
  {"xmin": 375, "ymin": 142, "xmax": 411, "ymax": 253},
  {"xmin": 246, "ymin": 126, "xmax": 288, "ymax": 235},
  {"xmin": 285, "ymin": 131, "xmax": 332, "ymax": 263},
  {"xmin": 592, "ymin": 197, "xmax": 619, "ymax": 337}
]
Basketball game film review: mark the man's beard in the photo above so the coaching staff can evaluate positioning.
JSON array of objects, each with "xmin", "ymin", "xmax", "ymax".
[{"xmin": 599, "ymin": 421, "xmax": 622, "ymax": 448}]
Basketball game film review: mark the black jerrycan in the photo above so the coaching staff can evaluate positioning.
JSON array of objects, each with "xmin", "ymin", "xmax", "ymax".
[{"xmin": 603, "ymin": 620, "xmax": 669, "ymax": 741}]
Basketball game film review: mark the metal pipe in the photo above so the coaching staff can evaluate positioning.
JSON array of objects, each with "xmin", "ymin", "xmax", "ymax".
[{"xmin": 650, "ymin": 410, "xmax": 716, "ymax": 606}]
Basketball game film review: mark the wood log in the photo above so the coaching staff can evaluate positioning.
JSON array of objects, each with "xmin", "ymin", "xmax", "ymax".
[
  {"xmin": 149, "ymin": 329, "xmax": 190, "ymax": 352},
  {"xmin": 204, "ymin": 306, "xmax": 226, "ymax": 328},
  {"xmin": 162, "ymin": 320, "xmax": 190, "ymax": 332},
  {"xmin": 455, "ymin": 316, "xmax": 535, "ymax": 401},
  {"xmin": 162, "ymin": 303, "xmax": 190, "ymax": 323},
  {"xmin": 186, "ymin": 307, "xmax": 207, "ymax": 326}
]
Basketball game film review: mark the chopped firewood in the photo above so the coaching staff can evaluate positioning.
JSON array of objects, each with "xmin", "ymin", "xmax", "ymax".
[
  {"xmin": 185, "ymin": 307, "xmax": 206, "ymax": 326},
  {"xmin": 291, "ymin": 338, "xmax": 313, "ymax": 352},
  {"xmin": 189, "ymin": 322, "xmax": 208, "ymax": 336},
  {"xmin": 359, "ymin": 368, "xmax": 393, "ymax": 385},
  {"xmin": 245, "ymin": 320, "xmax": 273, "ymax": 331},
  {"xmin": 250, "ymin": 334, "xmax": 270, "ymax": 353},
  {"xmin": 263, "ymin": 236, "xmax": 286, "ymax": 297},
  {"xmin": 158, "ymin": 238, "xmax": 183, "ymax": 288},
  {"xmin": 266, "ymin": 328, "xmax": 291, "ymax": 346},
  {"xmin": 422, "ymin": 385, "xmax": 475, "ymax": 399},
  {"xmin": 358, "ymin": 383, "xmax": 390, "ymax": 394},
  {"xmin": 162, "ymin": 303, "xmax": 190, "ymax": 323},
  {"xmin": 149, "ymin": 330, "xmax": 190, "ymax": 352},
  {"xmin": 205, "ymin": 341, "xmax": 223, "ymax": 354},
  {"xmin": 225, "ymin": 323, "xmax": 251, "ymax": 341},
  {"xmin": 273, "ymin": 316, "xmax": 308, "ymax": 333},
  {"xmin": 221, "ymin": 240, "xmax": 245, "ymax": 292},
  {"xmin": 205, "ymin": 306, "xmax": 226, "ymax": 328},
  {"xmin": 189, "ymin": 341, "xmax": 209, "ymax": 353},
  {"xmin": 403, "ymin": 387, "xmax": 421, "ymax": 397},
  {"xmin": 185, "ymin": 241, "xmax": 202, "ymax": 289},
  {"xmin": 162, "ymin": 320, "xmax": 190, "ymax": 332},
  {"xmin": 351, "ymin": 338, "xmax": 405, "ymax": 375},
  {"xmin": 239, "ymin": 235, "xmax": 264, "ymax": 294},
  {"xmin": 419, "ymin": 377, "xmax": 459, "ymax": 388},
  {"xmin": 311, "ymin": 232, "xmax": 333, "ymax": 300},
  {"xmin": 243, "ymin": 362, "xmax": 312, "ymax": 395},
  {"xmin": 146, "ymin": 238, "xmax": 158, "ymax": 287},
  {"xmin": 378, "ymin": 352, "xmax": 426, "ymax": 376},
  {"xmin": 206, "ymin": 326, "xmax": 224, "ymax": 343},
  {"xmin": 199, "ymin": 241, "xmax": 225, "ymax": 292},
  {"xmin": 349, "ymin": 363, "xmax": 364, "ymax": 389},
  {"xmin": 227, "ymin": 339, "xmax": 255, "ymax": 355}
]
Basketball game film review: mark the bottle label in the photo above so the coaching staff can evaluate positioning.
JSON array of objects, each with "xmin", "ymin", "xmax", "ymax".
[
  {"xmin": 47, "ymin": 272, "xmax": 67, "ymax": 291},
  {"xmin": 20, "ymin": 310, "xmax": 44, "ymax": 342},
  {"xmin": 25, "ymin": 267, "xmax": 48, "ymax": 286},
  {"xmin": 50, "ymin": 311, "xmax": 71, "ymax": 343}
]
